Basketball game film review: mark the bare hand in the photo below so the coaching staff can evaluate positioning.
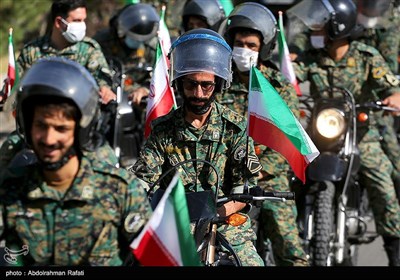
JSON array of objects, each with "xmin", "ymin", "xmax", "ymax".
[
  {"xmin": 99, "ymin": 86, "xmax": 117, "ymax": 104},
  {"xmin": 382, "ymin": 93, "xmax": 400, "ymax": 116},
  {"xmin": 128, "ymin": 87, "xmax": 149, "ymax": 106},
  {"xmin": 217, "ymin": 200, "xmax": 247, "ymax": 217}
]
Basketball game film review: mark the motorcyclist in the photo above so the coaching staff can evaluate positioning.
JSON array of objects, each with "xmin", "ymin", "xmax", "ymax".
[
  {"xmin": 0, "ymin": 57, "xmax": 152, "ymax": 265},
  {"xmin": 130, "ymin": 28, "xmax": 264, "ymax": 266},
  {"xmin": 288, "ymin": 0, "xmax": 400, "ymax": 266},
  {"xmin": 217, "ymin": 1, "xmax": 308, "ymax": 266},
  {"xmin": 181, "ymin": 0, "xmax": 226, "ymax": 32},
  {"xmin": 94, "ymin": 2, "xmax": 160, "ymax": 106}
]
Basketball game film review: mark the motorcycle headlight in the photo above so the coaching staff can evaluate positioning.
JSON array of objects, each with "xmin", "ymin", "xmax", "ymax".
[{"xmin": 315, "ymin": 108, "xmax": 346, "ymax": 139}]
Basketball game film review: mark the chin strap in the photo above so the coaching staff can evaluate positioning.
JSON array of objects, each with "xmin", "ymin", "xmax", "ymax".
[{"xmin": 38, "ymin": 147, "xmax": 78, "ymax": 171}]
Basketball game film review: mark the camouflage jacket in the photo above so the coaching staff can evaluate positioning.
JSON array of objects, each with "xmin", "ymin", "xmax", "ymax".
[
  {"xmin": 356, "ymin": 23, "xmax": 399, "ymax": 74},
  {"xmin": 16, "ymin": 35, "xmax": 113, "ymax": 88},
  {"xmin": 216, "ymin": 65, "xmax": 300, "ymax": 177},
  {"xmin": 293, "ymin": 40, "xmax": 400, "ymax": 140},
  {"xmin": 131, "ymin": 101, "xmax": 262, "ymax": 195},
  {"xmin": 0, "ymin": 156, "xmax": 152, "ymax": 266}
]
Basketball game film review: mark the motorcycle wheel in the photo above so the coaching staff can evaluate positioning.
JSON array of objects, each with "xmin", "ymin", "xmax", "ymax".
[{"xmin": 312, "ymin": 181, "xmax": 335, "ymax": 266}]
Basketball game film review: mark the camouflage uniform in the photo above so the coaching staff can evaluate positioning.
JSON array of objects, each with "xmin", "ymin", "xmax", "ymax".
[
  {"xmin": 17, "ymin": 35, "xmax": 113, "ymax": 89},
  {"xmin": 355, "ymin": 16, "xmax": 400, "ymax": 182},
  {"xmin": 293, "ymin": 41, "xmax": 400, "ymax": 238},
  {"xmin": 216, "ymin": 64, "xmax": 308, "ymax": 266},
  {"xmin": 130, "ymin": 102, "xmax": 264, "ymax": 266},
  {"xmin": 0, "ymin": 156, "xmax": 152, "ymax": 266}
]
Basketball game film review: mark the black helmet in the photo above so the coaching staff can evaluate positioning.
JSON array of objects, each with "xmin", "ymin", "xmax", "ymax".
[
  {"xmin": 219, "ymin": 2, "xmax": 277, "ymax": 61},
  {"xmin": 16, "ymin": 57, "xmax": 100, "ymax": 151},
  {"xmin": 287, "ymin": 0, "xmax": 357, "ymax": 40},
  {"xmin": 169, "ymin": 28, "xmax": 232, "ymax": 92},
  {"xmin": 117, "ymin": 3, "xmax": 160, "ymax": 42},
  {"xmin": 182, "ymin": 0, "xmax": 226, "ymax": 32}
]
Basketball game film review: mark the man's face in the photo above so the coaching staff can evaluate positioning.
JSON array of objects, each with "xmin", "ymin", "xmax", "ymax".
[
  {"xmin": 186, "ymin": 15, "xmax": 209, "ymax": 31},
  {"xmin": 182, "ymin": 72, "xmax": 216, "ymax": 115},
  {"xmin": 31, "ymin": 106, "xmax": 76, "ymax": 164},
  {"xmin": 233, "ymin": 32, "xmax": 261, "ymax": 52},
  {"xmin": 56, "ymin": 7, "xmax": 87, "ymax": 30}
]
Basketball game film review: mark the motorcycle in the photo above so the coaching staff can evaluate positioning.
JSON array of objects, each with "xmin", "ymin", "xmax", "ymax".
[
  {"xmin": 104, "ymin": 56, "xmax": 152, "ymax": 168},
  {"xmin": 291, "ymin": 86, "xmax": 399, "ymax": 266},
  {"xmin": 147, "ymin": 159, "xmax": 295, "ymax": 266}
]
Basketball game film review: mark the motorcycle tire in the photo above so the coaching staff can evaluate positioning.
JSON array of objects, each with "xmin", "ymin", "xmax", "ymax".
[{"xmin": 312, "ymin": 181, "xmax": 335, "ymax": 266}]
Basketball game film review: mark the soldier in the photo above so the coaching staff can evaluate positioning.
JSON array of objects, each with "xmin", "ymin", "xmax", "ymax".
[
  {"xmin": 217, "ymin": 2, "xmax": 308, "ymax": 266},
  {"xmin": 16, "ymin": 0, "xmax": 116, "ymax": 105},
  {"xmin": 0, "ymin": 0, "xmax": 118, "ymax": 171},
  {"xmin": 288, "ymin": 0, "xmax": 400, "ymax": 266},
  {"xmin": 181, "ymin": 0, "xmax": 226, "ymax": 33},
  {"xmin": 93, "ymin": 2, "xmax": 159, "ymax": 106},
  {"xmin": 129, "ymin": 28, "xmax": 264, "ymax": 266},
  {"xmin": 0, "ymin": 57, "xmax": 152, "ymax": 266}
]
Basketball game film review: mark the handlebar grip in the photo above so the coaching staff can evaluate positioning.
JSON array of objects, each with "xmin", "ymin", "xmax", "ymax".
[{"xmin": 263, "ymin": 192, "xmax": 295, "ymax": 200}]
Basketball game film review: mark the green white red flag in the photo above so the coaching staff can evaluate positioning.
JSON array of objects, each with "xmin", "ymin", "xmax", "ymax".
[
  {"xmin": 4, "ymin": 28, "xmax": 18, "ymax": 99},
  {"xmin": 144, "ymin": 5, "xmax": 176, "ymax": 138},
  {"xmin": 130, "ymin": 172, "xmax": 201, "ymax": 266},
  {"xmin": 277, "ymin": 11, "xmax": 302, "ymax": 96},
  {"xmin": 247, "ymin": 66, "xmax": 319, "ymax": 183}
]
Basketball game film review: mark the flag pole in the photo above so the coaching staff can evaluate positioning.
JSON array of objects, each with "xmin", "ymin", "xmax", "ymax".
[{"xmin": 7, "ymin": 28, "xmax": 13, "ymax": 95}]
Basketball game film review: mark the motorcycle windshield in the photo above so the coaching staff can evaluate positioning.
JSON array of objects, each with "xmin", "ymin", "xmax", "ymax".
[{"xmin": 287, "ymin": 0, "xmax": 331, "ymax": 31}]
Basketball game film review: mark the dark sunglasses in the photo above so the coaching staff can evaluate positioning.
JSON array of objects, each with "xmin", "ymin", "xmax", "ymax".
[{"xmin": 182, "ymin": 78, "xmax": 216, "ymax": 93}]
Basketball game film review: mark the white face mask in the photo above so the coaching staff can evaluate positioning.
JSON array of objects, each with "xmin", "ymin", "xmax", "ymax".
[
  {"xmin": 310, "ymin": 35, "xmax": 325, "ymax": 49},
  {"xmin": 357, "ymin": 13, "xmax": 379, "ymax": 29},
  {"xmin": 232, "ymin": 47, "xmax": 259, "ymax": 72},
  {"xmin": 61, "ymin": 18, "xmax": 86, "ymax": 43}
]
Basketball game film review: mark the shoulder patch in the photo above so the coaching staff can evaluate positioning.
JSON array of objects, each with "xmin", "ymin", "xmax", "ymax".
[
  {"xmin": 234, "ymin": 145, "xmax": 246, "ymax": 161},
  {"xmin": 372, "ymin": 67, "xmax": 387, "ymax": 79}
]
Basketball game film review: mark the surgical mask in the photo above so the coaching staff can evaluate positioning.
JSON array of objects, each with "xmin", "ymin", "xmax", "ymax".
[
  {"xmin": 357, "ymin": 13, "xmax": 379, "ymax": 29},
  {"xmin": 124, "ymin": 36, "xmax": 142, "ymax": 49},
  {"xmin": 232, "ymin": 47, "xmax": 259, "ymax": 72},
  {"xmin": 61, "ymin": 18, "xmax": 86, "ymax": 43},
  {"xmin": 310, "ymin": 35, "xmax": 325, "ymax": 49}
]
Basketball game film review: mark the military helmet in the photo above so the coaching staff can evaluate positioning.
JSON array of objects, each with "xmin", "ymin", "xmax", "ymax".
[
  {"xmin": 117, "ymin": 3, "xmax": 160, "ymax": 42},
  {"xmin": 182, "ymin": 0, "xmax": 226, "ymax": 32},
  {"xmin": 219, "ymin": 2, "xmax": 277, "ymax": 61},
  {"xmin": 16, "ymin": 57, "xmax": 100, "ymax": 151},
  {"xmin": 288, "ymin": 0, "xmax": 357, "ymax": 40},
  {"xmin": 169, "ymin": 28, "xmax": 232, "ymax": 92}
]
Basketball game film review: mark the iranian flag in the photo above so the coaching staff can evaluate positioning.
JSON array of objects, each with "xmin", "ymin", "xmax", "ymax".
[
  {"xmin": 130, "ymin": 172, "xmax": 201, "ymax": 266},
  {"xmin": 277, "ymin": 11, "xmax": 302, "ymax": 97},
  {"xmin": 4, "ymin": 28, "xmax": 18, "ymax": 99},
  {"xmin": 247, "ymin": 66, "xmax": 319, "ymax": 183},
  {"xmin": 144, "ymin": 5, "xmax": 176, "ymax": 138}
]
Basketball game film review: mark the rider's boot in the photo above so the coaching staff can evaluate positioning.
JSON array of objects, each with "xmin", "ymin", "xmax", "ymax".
[{"xmin": 383, "ymin": 236, "xmax": 400, "ymax": 266}]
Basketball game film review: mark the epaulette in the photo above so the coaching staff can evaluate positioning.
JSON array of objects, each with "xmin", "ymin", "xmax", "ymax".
[
  {"xmin": 81, "ymin": 36, "xmax": 103, "ymax": 50},
  {"xmin": 218, "ymin": 102, "xmax": 246, "ymax": 131},
  {"xmin": 352, "ymin": 41, "xmax": 379, "ymax": 57},
  {"xmin": 91, "ymin": 159, "xmax": 132, "ymax": 185}
]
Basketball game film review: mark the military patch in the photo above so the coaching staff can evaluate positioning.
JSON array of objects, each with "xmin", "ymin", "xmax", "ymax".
[
  {"xmin": 88, "ymin": 60, "xmax": 99, "ymax": 69},
  {"xmin": 372, "ymin": 67, "xmax": 387, "ymax": 79},
  {"xmin": 212, "ymin": 131, "xmax": 220, "ymax": 140},
  {"xmin": 247, "ymin": 154, "xmax": 262, "ymax": 174},
  {"xmin": 347, "ymin": 57, "xmax": 356, "ymax": 67},
  {"xmin": 27, "ymin": 188, "xmax": 42, "ymax": 199},
  {"xmin": 81, "ymin": 186, "xmax": 94, "ymax": 200},
  {"xmin": 385, "ymin": 74, "xmax": 400, "ymax": 86},
  {"xmin": 234, "ymin": 146, "xmax": 246, "ymax": 161},
  {"xmin": 124, "ymin": 213, "xmax": 145, "ymax": 233}
]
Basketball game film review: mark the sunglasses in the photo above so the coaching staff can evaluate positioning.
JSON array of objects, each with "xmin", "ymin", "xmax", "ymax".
[{"xmin": 182, "ymin": 78, "xmax": 216, "ymax": 93}]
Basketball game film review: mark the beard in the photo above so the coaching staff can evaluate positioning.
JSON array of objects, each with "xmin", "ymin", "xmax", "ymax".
[{"xmin": 182, "ymin": 94, "xmax": 215, "ymax": 115}]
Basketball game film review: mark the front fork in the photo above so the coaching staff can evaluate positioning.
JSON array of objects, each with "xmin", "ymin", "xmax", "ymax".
[{"xmin": 335, "ymin": 194, "xmax": 348, "ymax": 264}]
